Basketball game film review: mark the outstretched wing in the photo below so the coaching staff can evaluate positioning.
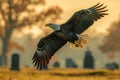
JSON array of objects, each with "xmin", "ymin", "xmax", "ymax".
[
  {"xmin": 86, "ymin": 3, "xmax": 108, "ymax": 21},
  {"xmin": 74, "ymin": 3, "xmax": 108, "ymax": 34},
  {"xmin": 61, "ymin": 3, "xmax": 108, "ymax": 34},
  {"xmin": 32, "ymin": 32, "xmax": 67, "ymax": 69}
]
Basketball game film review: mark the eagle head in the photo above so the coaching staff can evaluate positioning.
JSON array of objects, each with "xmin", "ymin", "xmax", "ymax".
[{"xmin": 45, "ymin": 23, "xmax": 60, "ymax": 31}]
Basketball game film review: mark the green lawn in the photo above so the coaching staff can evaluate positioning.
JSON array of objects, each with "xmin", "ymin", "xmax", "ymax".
[{"xmin": 0, "ymin": 67, "xmax": 120, "ymax": 80}]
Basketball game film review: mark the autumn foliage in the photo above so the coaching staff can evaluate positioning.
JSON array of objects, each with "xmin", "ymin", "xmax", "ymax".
[
  {"xmin": 0, "ymin": 0, "xmax": 62, "ymax": 65},
  {"xmin": 99, "ymin": 15, "xmax": 120, "ymax": 55}
]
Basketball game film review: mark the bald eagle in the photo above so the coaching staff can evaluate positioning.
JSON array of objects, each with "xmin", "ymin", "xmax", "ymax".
[{"xmin": 32, "ymin": 3, "xmax": 108, "ymax": 69}]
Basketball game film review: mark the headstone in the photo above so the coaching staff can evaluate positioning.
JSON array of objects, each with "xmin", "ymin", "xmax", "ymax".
[
  {"xmin": 0, "ymin": 56, "xmax": 2, "ymax": 66},
  {"xmin": 65, "ymin": 58, "xmax": 77, "ymax": 68},
  {"xmin": 112, "ymin": 62, "xmax": 119, "ymax": 69},
  {"xmin": 53, "ymin": 61, "xmax": 60, "ymax": 68},
  {"xmin": 10, "ymin": 54, "xmax": 20, "ymax": 71},
  {"xmin": 83, "ymin": 47, "xmax": 94, "ymax": 69},
  {"xmin": 105, "ymin": 62, "xmax": 119, "ymax": 70}
]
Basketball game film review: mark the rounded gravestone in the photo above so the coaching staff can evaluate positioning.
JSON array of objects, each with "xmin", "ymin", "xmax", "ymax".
[
  {"xmin": 53, "ymin": 61, "xmax": 60, "ymax": 68},
  {"xmin": 65, "ymin": 58, "xmax": 77, "ymax": 68},
  {"xmin": 106, "ymin": 62, "xmax": 119, "ymax": 70},
  {"xmin": 10, "ymin": 54, "xmax": 20, "ymax": 71}
]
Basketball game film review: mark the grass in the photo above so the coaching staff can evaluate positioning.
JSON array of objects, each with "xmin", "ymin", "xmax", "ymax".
[{"xmin": 0, "ymin": 67, "xmax": 120, "ymax": 80}]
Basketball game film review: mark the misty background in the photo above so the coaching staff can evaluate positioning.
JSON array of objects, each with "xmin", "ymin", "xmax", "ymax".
[{"xmin": 0, "ymin": 0, "xmax": 120, "ymax": 69}]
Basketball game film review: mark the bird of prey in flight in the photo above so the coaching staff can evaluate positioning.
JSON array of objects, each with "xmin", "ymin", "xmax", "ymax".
[{"xmin": 32, "ymin": 3, "xmax": 108, "ymax": 69}]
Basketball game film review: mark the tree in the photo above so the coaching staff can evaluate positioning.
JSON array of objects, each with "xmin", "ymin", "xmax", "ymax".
[
  {"xmin": 0, "ymin": 0, "xmax": 62, "ymax": 66},
  {"xmin": 99, "ymin": 15, "xmax": 120, "ymax": 57}
]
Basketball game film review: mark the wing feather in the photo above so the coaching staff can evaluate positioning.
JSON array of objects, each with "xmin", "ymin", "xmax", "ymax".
[
  {"xmin": 87, "ymin": 3, "xmax": 108, "ymax": 20},
  {"xmin": 32, "ymin": 32, "xmax": 67, "ymax": 69},
  {"xmin": 91, "ymin": 3, "xmax": 101, "ymax": 8},
  {"xmin": 61, "ymin": 3, "xmax": 108, "ymax": 34}
]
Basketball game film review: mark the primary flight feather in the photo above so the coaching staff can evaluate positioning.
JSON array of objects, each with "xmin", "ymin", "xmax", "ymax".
[{"xmin": 32, "ymin": 3, "xmax": 108, "ymax": 69}]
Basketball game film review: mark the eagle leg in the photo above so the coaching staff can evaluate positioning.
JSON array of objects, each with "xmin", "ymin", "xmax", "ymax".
[{"xmin": 69, "ymin": 34, "xmax": 89, "ymax": 48}]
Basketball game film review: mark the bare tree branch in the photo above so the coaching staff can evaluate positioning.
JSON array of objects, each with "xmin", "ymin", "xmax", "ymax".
[{"xmin": 0, "ymin": 6, "xmax": 8, "ymax": 27}]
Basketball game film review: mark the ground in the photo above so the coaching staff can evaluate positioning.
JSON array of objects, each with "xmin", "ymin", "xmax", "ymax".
[{"xmin": 0, "ymin": 67, "xmax": 120, "ymax": 80}]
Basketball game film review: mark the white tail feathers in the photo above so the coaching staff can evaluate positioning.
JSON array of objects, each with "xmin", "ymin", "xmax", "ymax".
[{"xmin": 69, "ymin": 34, "xmax": 89, "ymax": 48}]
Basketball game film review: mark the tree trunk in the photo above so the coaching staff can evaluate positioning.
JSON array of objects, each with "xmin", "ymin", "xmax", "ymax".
[
  {"xmin": 1, "ymin": 54, "xmax": 7, "ymax": 66},
  {"xmin": 1, "ymin": 39, "xmax": 9, "ymax": 66}
]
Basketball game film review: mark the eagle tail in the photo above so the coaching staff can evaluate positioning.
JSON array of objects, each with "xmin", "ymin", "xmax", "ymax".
[{"xmin": 69, "ymin": 34, "xmax": 89, "ymax": 48}]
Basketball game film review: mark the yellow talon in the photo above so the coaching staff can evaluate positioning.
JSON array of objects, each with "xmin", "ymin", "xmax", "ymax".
[{"xmin": 69, "ymin": 34, "xmax": 89, "ymax": 48}]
